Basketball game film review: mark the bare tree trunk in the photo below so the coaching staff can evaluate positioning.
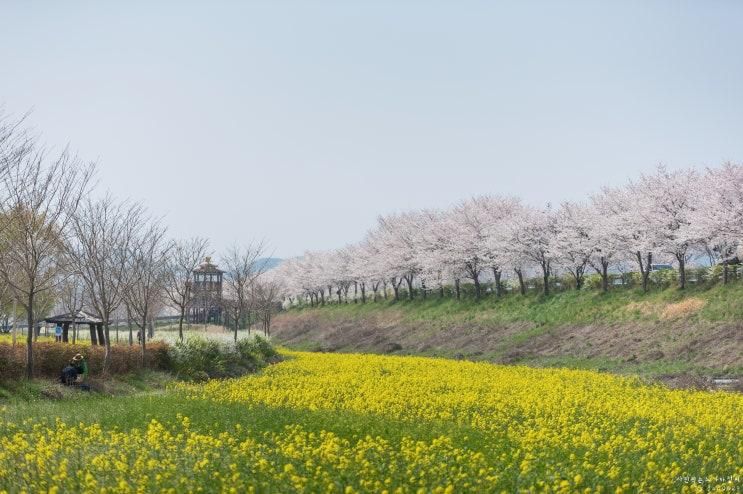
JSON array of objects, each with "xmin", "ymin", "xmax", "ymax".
[
  {"xmin": 141, "ymin": 316, "xmax": 147, "ymax": 367},
  {"xmin": 25, "ymin": 293, "xmax": 34, "ymax": 379},
  {"xmin": 178, "ymin": 309, "xmax": 185, "ymax": 342},
  {"xmin": 723, "ymin": 260, "xmax": 729, "ymax": 284},
  {"xmin": 103, "ymin": 321, "xmax": 111, "ymax": 374},
  {"xmin": 541, "ymin": 262, "xmax": 550, "ymax": 296},
  {"xmin": 454, "ymin": 279, "xmax": 461, "ymax": 300},
  {"xmin": 128, "ymin": 317, "xmax": 133, "ymax": 346}
]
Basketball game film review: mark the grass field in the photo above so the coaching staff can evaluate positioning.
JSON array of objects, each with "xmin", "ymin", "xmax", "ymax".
[{"xmin": 0, "ymin": 351, "xmax": 740, "ymax": 493}]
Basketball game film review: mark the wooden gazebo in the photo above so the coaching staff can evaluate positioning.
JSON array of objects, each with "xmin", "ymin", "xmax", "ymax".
[{"xmin": 44, "ymin": 311, "xmax": 105, "ymax": 345}]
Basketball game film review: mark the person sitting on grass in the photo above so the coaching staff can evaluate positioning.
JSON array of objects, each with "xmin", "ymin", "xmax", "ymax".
[
  {"xmin": 60, "ymin": 354, "xmax": 90, "ymax": 390},
  {"xmin": 71, "ymin": 353, "xmax": 88, "ymax": 383}
]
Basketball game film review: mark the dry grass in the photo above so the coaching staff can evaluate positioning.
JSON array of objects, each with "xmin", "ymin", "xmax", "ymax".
[
  {"xmin": 660, "ymin": 298, "xmax": 706, "ymax": 320},
  {"xmin": 624, "ymin": 301, "xmax": 659, "ymax": 317}
]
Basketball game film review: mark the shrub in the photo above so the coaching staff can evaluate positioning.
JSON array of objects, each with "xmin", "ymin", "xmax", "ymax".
[
  {"xmin": 168, "ymin": 336, "xmax": 276, "ymax": 381},
  {"xmin": 0, "ymin": 342, "xmax": 170, "ymax": 380}
]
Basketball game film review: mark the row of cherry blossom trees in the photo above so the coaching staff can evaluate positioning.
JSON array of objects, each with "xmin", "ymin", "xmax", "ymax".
[{"xmin": 275, "ymin": 164, "xmax": 743, "ymax": 306}]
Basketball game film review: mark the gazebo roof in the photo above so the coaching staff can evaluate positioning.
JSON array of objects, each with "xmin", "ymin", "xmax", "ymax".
[
  {"xmin": 194, "ymin": 256, "xmax": 224, "ymax": 274},
  {"xmin": 45, "ymin": 310, "xmax": 102, "ymax": 325}
]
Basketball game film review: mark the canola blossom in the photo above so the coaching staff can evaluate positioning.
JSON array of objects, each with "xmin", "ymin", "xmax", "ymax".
[{"xmin": 0, "ymin": 351, "xmax": 741, "ymax": 493}]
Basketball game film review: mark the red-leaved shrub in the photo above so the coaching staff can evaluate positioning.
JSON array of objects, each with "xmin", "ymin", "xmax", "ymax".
[{"xmin": 0, "ymin": 342, "xmax": 170, "ymax": 379}]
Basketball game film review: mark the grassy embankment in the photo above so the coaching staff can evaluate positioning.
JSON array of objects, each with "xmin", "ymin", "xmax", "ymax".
[{"xmin": 273, "ymin": 282, "xmax": 743, "ymax": 382}]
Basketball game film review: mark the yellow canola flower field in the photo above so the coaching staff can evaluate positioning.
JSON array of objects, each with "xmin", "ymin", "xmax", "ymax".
[{"xmin": 0, "ymin": 351, "xmax": 741, "ymax": 493}]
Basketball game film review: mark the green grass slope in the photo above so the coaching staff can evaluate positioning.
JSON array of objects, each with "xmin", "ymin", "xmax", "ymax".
[{"xmin": 272, "ymin": 284, "xmax": 743, "ymax": 385}]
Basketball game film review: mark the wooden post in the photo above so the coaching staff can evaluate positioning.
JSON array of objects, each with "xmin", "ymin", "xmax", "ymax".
[
  {"xmin": 89, "ymin": 323, "xmax": 98, "ymax": 345},
  {"xmin": 96, "ymin": 323, "xmax": 105, "ymax": 346}
]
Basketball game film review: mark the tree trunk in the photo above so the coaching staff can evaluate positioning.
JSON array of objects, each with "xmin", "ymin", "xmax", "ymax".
[
  {"xmin": 515, "ymin": 268, "xmax": 526, "ymax": 295},
  {"xmin": 574, "ymin": 269, "xmax": 583, "ymax": 290},
  {"xmin": 103, "ymin": 321, "xmax": 111, "ymax": 374},
  {"xmin": 473, "ymin": 274, "xmax": 481, "ymax": 300},
  {"xmin": 454, "ymin": 279, "xmax": 461, "ymax": 300},
  {"xmin": 25, "ymin": 293, "xmax": 34, "ymax": 379},
  {"xmin": 493, "ymin": 268, "xmax": 503, "ymax": 298},
  {"xmin": 141, "ymin": 317, "xmax": 147, "ymax": 367},
  {"xmin": 404, "ymin": 275, "xmax": 414, "ymax": 300},
  {"xmin": 62, "ymin": 322, "xmax": 70, "ymax": 343},
  {"xmin": 360, "ymin": 283, "xmax": 366, "ymax": 303},
  {"xmin": 637, "ymin": 251, "xmax": 652, "ymax": 292},
  {"xmin": 89, "ymin": 323, "xmax": 98, "ymax": 345},
  {"xmin": 723, "ymin": 260, "xmax": 729, "ymax": 284},
  {"xmin": 439, "ymin": 283, "xmax": 444, "ymax": 298},
  {"xmin": 601, "ymin": 262, "xmax": 608, "ymax": 293},
  {"xmin": 542, "ymin": 263, "xmax": 550, "ymax": 296},
  {"xmin": 392, "ymin": 280, "xmax": 400, "ymax": 301},
  {"xmin": 128, "ymin": 317, "xmax": 133, "ymax": 346},
  {"xmin": 677, "ymin": 255, "xmax": 686, "ymax": 289},
  {"xmin": 353, "ymin": 282, "xmax": 358, "ymax": 303},
  {"xmin": 178, "ymin": 309, "xmax": 185, "ymax": 342}
]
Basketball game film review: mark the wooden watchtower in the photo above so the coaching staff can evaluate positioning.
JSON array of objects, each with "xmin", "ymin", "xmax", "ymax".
[{"xmin": 189, "ymin": 257, "xmax": 224, "ymax": 324}]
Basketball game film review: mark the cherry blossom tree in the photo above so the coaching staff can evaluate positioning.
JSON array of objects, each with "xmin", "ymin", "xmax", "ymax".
[{"xmin": 628, "ymin": 165, "xmax": 701, "ymax": 289}]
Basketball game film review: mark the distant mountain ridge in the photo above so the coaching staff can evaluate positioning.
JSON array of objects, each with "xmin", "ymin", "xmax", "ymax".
[{"xmin": 257, "ymin": 257, "xmax": 283, "ymax": 271}]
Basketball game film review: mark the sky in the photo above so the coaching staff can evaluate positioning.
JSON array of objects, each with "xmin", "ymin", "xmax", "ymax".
[{"xmin": 1, "ymin": 1, "xmax": 743, "ymax": 258}]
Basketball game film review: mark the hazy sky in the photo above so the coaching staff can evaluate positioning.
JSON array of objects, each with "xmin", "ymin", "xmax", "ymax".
[{"xmin": 2, "ymin": 1, "xmax": 742, "ymax": 258}]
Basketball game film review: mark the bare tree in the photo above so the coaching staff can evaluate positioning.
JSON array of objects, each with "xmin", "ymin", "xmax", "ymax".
[
  {"xmin": 57, "ymin": 275, "xmax": 86, "ymax": 343},
  {"xmin": 0, "ymin": 143, "xmax": 94, "ymax": 378},
  {"xmin": 124, "ymin": 219, "xmax": 169, "ymax": 365},
  {"xmin": 163, "ymin": 237, "xmax": 210, "ymax": 342},
  {"xmin": 69, "ymin": 196, "xmax": 145, "ymax": 372},
  {"xmin": 252, "ymin": 275, "xmax": 281, "ymax": 337},
  {"xmin": 0, "ymin": 111, "xmax": 33, "ymax": 185},
  {"xmin": 221, "ymin": 241, "xmax": 267, "ymax": 342}
]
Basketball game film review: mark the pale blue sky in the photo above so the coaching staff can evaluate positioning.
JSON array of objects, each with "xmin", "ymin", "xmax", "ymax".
[{"xmin": 2, "ymin": 1, "xmax": 742, "ymax": 257}]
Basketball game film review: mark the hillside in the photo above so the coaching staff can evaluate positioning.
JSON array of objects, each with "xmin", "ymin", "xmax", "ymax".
[{"xmin": 272, "ymin": 284, "xmax": 743, "ymax": 388}]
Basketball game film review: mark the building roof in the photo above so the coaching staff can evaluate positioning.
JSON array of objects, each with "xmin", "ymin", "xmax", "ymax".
[
  {"xmin": 194, "ymin": 256, "xmax": 224, "ymax": 273},
  {"xmin": 45, "ymin": 310, "xmax": 102, "ymax": 325}
]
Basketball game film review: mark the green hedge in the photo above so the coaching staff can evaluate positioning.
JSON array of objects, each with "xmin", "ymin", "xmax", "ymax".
[{"xmin": 168, "ymin": 336, "xmax": 278, "ymax": 381}]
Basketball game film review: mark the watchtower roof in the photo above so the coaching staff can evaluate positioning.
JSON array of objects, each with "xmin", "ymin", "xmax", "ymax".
[{"xmin": 194, "ymin": 256, "xmax": 224, "ymax": 274}]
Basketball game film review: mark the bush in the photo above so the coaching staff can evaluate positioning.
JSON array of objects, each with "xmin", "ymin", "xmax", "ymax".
[
  {"xmin": 168, "ymin": 336, "xmax": 276, "ymax": 381},
  {"xmin": 0, "ymin": 342, "xmax": 170, "ymax": 380}
]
